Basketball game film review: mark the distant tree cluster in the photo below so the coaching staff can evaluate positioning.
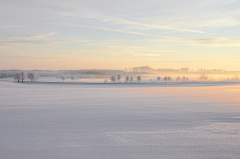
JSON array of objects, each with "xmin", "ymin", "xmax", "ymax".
[
  {"xmin": 0, "ymin": 72, "xmax": 15, "ymax": 79},
  {"xmin": 199, "ymin": 74, "xmax": 208, "ymax": 82},
  {"xmin": 13, "ymin": 71, "xmax": 39, "ymax": 83},
  {"xmin": 28, "ymin": 72, "xmax": 40, "ymax": 82},
  {"xmin": 176, "ymin": 76, "xmax": 189, "ymax": 82},
  {"xmin": 163, "ymin": 76, "xmax": 171, "ymax": 82},
  {"xmin": 71, "ymin": 75, "xmax": 77, "ymax": 80},
  {"xmin": 110, "ymin": 75, "xmax": 116, "ymax": 82},
  {"xmin": 137, "ymin": 75, "xmax": 142, "ymax": 82},
  {"xmin": 105, "ymin": 74, "xmax": 192, "ymax": 84},
  {"xmin": 59, "ymin": 74, "xmax": 98, "ymax": 82},
  {"xmin": 108, "ymin": 74, "xmax": 142, "ymax": 83},
  {"xmin": 125, "ymin": 76, "xmax": 129, "ymax": 82},
  {"xmin": 61, "ymin": 75, "xmax": 66, "ymax": 81}
]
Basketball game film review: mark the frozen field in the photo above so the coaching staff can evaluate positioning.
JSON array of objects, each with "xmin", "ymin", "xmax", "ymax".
[{"xmin": 1, "ymin": 80, "xmax": 240, "ymax": 159}]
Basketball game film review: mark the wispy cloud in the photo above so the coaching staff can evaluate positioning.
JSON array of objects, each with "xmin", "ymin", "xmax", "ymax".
[
  {"xmin": 26, "ymin": 32, "xmax": 58, "ymax": 39},
  {"xmin": 97, "ymin": 16, "xmax": 205, "ymax": 33},
  {"xmin": 149, "ymin": 37, "xmax": 240, "ymax": 47},
  {"xmin": 54, "ymin": 23, "xmax": 174, "ymax": 38},
  {"xmin": 0, "ymin": 34, "xmax": 88, "ymax": 50},
  {"xmin": 197, "ymin": 18, "xmax": 239, "ymax": 27},
  {"xmin": 132, "ymin": 53, "xmax": 162, "ymax": 57},
  {"xmin": 52, "ymin": 46, "xmax": 168, "ymax": 57},
  {"xmin": 59, "ymin": 12, "xmax": 205, "ymax": 33},
  {"xmin": 140, "ymin": 59, "xmax": 240, "ymax": 64},
  {"xmin": 0, "ymin": 32, "xmax": 58, "ymax": 43},
  {"xmin": 84, "ymin": 42, "xmax": 115, "ymax": 46}
]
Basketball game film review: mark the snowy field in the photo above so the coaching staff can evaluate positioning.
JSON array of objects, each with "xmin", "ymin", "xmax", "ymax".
[{"xmin": 1, "ymin": 79, "xmax": 240, "ymax": 159}]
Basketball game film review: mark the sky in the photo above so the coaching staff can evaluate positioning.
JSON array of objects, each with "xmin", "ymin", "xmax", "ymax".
[{"xmin": 0, "ymin": 0, "xmax": 240, "ymax": 71}]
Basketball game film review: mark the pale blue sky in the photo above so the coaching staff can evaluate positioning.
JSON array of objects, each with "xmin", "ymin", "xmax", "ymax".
[{"xmin": 1, "ymin": 0, "xmax": 240, "ymax": 70}]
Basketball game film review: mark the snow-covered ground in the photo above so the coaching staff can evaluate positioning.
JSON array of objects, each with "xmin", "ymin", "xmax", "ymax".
[{"xmin": 1, "ymin": 79, "xmax": 240, "ymax": 159}]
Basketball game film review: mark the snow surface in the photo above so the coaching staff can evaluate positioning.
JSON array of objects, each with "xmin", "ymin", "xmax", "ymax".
[{"xmin": 1, "ymin": 80, "xmax": 240, "ymax": 159}]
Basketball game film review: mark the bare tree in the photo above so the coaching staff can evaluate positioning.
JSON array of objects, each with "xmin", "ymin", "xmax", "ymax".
[
  {"xmin": 130, "ymin": 77, "xmax": 133, "ymax": 83},
  {"xmin": 125, "ymin": 76, "xmax": 129, "ymax": 83},
  {"xmin": 157, "ymin": 76, "xmax": 161, "ymax": 82},
  {"xmin": 71, "ymin": 75, "xmax": 77, "ymax": 80},
  {"xmin": 61, "ymin": 75, "xmax": 66, "ymax": 82},
  {"xmin": 167, "ymin": 76, "xmax": 171, "ymax": 82},
  {"xmin": 104, "ymin": 79, "xmax": 107, "ymax": 83},
  {"xmin": 13, "ymin": 73, "xmax": 21, "ymax": 83},
  {"xmin": 137, "ymin": 75, "xmax": 142, "ymax": 83},
  {"xmin": 199, "ymin": 74, "xmax": 208, "ymax": 82},
  {"xmin": 110, "ymin": 76, "xmax": 116, "ymax": 83},
  {"xmin": 20, "ymin": 71, "xmax": 27, "ymax": 83},
  {"xmin": 186, "ymin": 77, "xmax": 189, "ymax": 82},
  {"xmin": 176, "ymin": 77, "xmax": 181, "ymax": 82},
  {"xmin": 164, "ymin": 76, "xmax": 168, "ymax": 82},
  {"xmin": 117, "ymin": 74, "xmax": 121, "ymax": 83},
  {"xmin": 182, "ymin": 76, "xmax": 186, "ymax": 82},
  {"xmin": 28, "ymin": 72, "xmax": 40, "ymax": 82}
]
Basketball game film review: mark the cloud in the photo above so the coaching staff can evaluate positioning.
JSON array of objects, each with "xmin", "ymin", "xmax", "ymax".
[
  {"xmin": 140, "ymin": 59, "xmax": 240, "ymax": 64},
  {"xmin": 111, "ymin": 50, "xmax": 162, "ymax": 57},
  {"xmin": 84, "ymin": 42, "xmax": 115, "ymax": 46},
  {"xmin": 55, "ymin": 23, "xmax": 173, "ymax": 38},
  {"xmin": 108, "ymin": 46, "xmax": 142, "ymax": 49},
  {"xmin": 59, "ymin": 12, "xmax": 204, "ymax": 33},
  {"xmin": 0, "ymin": 32, "xmax": 59, "ymax": 43},
  {"xmin": 132, "ymin": 53, "xmax": 162, "ymax": 57},
  {"xmin": 96, "ymin": 16, "xmax": 205, "ymax": 33},
  {"xmin": 197, "ymin": 18, "xmax": 239, "ymax": 27},
  {"xmin": 150, "ymin": 37, "xmax": 240, "ymax": 47},
  {"xmin": 53, "ymin": 0, "xmax": 238, "ymax": 33},
  {"xmin": 52, "ymin": 46, "xmax": 166, "ymax": 57},
  {"xmin": 26, "ymin": 32, "xmax": 58, "ymax": 39},
  {"xmin": 0, "ymin": 37, "xmax": 88, "ymax": 50}
]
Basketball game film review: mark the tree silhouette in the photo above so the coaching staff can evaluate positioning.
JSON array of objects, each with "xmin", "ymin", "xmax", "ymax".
[
  {"xmin": 182, "ymin": 76, "xmax": 186, "ymax": 82},
  {"xmin": 28, "ymin": 72, "xmax": 40, "ymax": 82},
  {"xmin": 167, "ymin": 76, "xmax": 171, "ymax": 82},
  {"xmin": 176, "ymin": 77, "xmax": 181, "ymax": 82},
  {"xmin": 20, "ymin": 71, "xmax": 27, "ymax": 83},
  {"xmin": 117, "ymin": 74, "xmax": 121, "ymax": 83},
  {"xmin": 199, "ymin": 74, "xmax": 208, "ymax": 82},
  {"xmin": 13, "ymin": 73, "xmax": 21, "ymax": 83},
  {"xmin": 130, "ymin": 77, "xmax": 133, "ymax": 83},
  {"xmin": 61, "ymin": 75, "xmax": 66, "ymax": 82},
  {"xmin": 125, "ymin": 76, "xmax": 129, "ymax": 83},
  {"xmin": 137, "ymin": 75, "xmax": 142, "ymax": 83},
  {"xmin": 164, "ymin": 76, "xmax": 167, "ymax": 82},
  {"xmin": 157, "ymin": 76, "xmax": 161, "ymax": 82},
  {"xmin": 71, "ymin": 75, "xmax": 77, "ymax": 80},
  {"xmin": 110, "ymin": 76, "xmax": 116, "ymax": 83}
]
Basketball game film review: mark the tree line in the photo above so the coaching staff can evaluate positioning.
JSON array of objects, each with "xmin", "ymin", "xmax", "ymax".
[
  {"xmin": 13, "ymin": 71, "xmax": 40, "ymax": 83},
  {"xmin": 106, "ymin": 74, "xmax": 190, "ymax": 83}
]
